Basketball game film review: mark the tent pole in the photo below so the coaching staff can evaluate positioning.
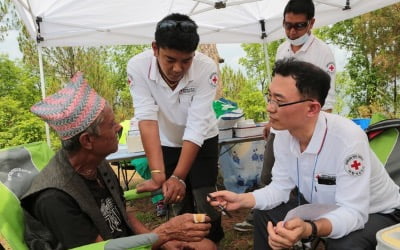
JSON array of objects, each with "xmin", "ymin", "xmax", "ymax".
[{"xmin": 37, "ymin": 46, "xmax": 51, "ymax": 147}]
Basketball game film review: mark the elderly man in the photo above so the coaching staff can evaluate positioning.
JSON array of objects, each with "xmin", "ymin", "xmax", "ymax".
[
  {"xmin": 209, "ymin": 59, "xmax": 400, "ymax": 250},
  {"xmin": 21, "ymin": 73, "xmax": 216, "ymax": 250}
]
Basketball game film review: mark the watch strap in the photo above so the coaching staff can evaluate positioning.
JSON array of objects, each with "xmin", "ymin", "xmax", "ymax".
[{"xmin": 303, "ymin": 220, "xmax": 318, "ymax": 242}]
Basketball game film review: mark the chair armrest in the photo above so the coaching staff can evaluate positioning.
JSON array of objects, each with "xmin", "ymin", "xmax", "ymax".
[
  {"xmin": 71, "ymin": 232, "xmax": 158, "ymax": 250},
  {"xmin": 124, "ymin": 189, "xmax": 162, "ymax": 201}
]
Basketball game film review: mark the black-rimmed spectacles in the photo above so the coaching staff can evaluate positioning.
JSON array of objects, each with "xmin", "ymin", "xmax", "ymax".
[
  {"xmin": 158, "ymin": 20, "xmax": 197, "ymax": 32},
  {"xmin": 283, "ymin": 21, "xmax": 309, "ymax": 31},
  {"xmin": 265, "ymin": 96, "xmax": 313, "ymax": 109}
]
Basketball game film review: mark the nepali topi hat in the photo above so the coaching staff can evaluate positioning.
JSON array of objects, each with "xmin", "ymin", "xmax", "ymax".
[{"xmin": 31, "ymin": 72, "xmax": 106, "ymax": 140}]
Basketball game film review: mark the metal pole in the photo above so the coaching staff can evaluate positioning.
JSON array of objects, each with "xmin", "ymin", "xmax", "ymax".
[{"xmin": 37, "ymin": 46, "xmax": 51, "ymax": 147}]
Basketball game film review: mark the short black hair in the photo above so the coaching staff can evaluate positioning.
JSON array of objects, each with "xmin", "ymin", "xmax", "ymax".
[
  {"xmin": 155, "ymin": 13, "xmax": 199, "ymax": 52},
  {"xmin": 283, "ymin": 0, "xmax": 315, "ymax": 20},
  {"xmin": 272, "ymin": 58, "xmax": 330, "ymax": 107}
]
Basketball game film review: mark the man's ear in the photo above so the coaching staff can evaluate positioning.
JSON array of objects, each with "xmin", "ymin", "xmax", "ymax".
[
  {"xmin": 307, "ymin": 101, "xmax": 321, "ymax": 117},
  {"xmin": 309, "ymin": 18, "xmax": 315, "ymax": 29},
  {"xmin": 152, "ymin": 42, "xmax": 159, "ymax": 56},
  {"xmin": 79, "ymin": 132, "xmax": 93, "ymax": 150}
]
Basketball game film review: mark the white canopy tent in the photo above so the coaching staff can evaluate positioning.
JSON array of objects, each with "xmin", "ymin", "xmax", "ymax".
[
  {"xmin": 12, "ymin": 0, "xmax": 400, "ymax": 46},
  {"xmin": 11, "ymin": 0, "xmax": 400, "ymax": 145}
]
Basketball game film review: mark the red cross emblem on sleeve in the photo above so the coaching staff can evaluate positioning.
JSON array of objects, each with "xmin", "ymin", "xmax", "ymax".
[
  {"xmin": 327, "ymin": 63, "xmax": 335, "ymax": 73},
  {"xmin": 351, "ymin": 160, "xmax": 361, "ymax": 170},
  {"xmin": 209, "ymin": 72, "xmax": 218, "ymax": 88},
  {"xmin": 345, "ymin": 154, "xmax": 365, "ymax": 176}
]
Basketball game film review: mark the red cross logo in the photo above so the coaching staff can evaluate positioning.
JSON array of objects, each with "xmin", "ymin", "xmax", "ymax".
[
  {"xmin": 209, "ymin": 73, "xmax": 218, "ymax": 88},
  {"xmin": 351, "ymin": 160, "xmax": 361, "ymax": 170},
  {"xmin": 212, "ymin": 75, "xmax": 218, "ymax": 84},
  {"xmin": 327, "ymin": 63, "xmax": 335, "ymax": 73}
]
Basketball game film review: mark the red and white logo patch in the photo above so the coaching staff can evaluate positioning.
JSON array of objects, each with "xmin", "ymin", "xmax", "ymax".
[
  {"xmin": 209, "ymin": 72, "xmax": 218, "ymax": 88},
  {"xmin": 327, "ymin": 62, "xmax": 336, "ymax": 73},
  {"xmin": 127, "ymin": 74, "xmax": 134, "ymax": 86},
  {"xmin": 344, "ymin": 154, "xmax": 365, "ymax": 176}
]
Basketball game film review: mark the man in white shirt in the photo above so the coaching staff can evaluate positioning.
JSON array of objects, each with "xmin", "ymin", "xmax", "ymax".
[
  {"xmin": 234, "ymin": 0, "xmax": 337, "ymax": 233},
  {"xmin": 209, "ymin": 58, "xmax": 400, "ymax": 250},
  {"xmin": 127, "ymin": 13, "xmax": 224, "ymax": 243}
]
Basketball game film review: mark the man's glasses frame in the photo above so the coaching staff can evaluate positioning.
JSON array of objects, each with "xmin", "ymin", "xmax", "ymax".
[
  {"xmin": 157, "ymin": 20, "xmax": 197, "ymax": 32},
  {"xmin": 265, "ymin": 96, "xmax": 313, "ymax": 109},
  {"xmin": 282, "ymin": 20, "xmax": 310, "ymax": 31}
]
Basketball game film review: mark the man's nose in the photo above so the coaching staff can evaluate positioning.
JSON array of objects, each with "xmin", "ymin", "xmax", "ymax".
[
  {"xmin": 116, "ymin": 123, "xmax": 122, "ymax": 133},
  {"xmin": 173, "ymin": 63, "xmax": 183, "ymax": 72},
  {"xmin": 266, "ymin": 102, "xmax": 276, "ymax": 113}
]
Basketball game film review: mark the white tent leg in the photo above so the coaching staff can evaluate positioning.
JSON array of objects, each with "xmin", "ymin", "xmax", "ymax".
[{"xmin": 37, "ymin": 46, "xmax": 51, "ymax": 147}]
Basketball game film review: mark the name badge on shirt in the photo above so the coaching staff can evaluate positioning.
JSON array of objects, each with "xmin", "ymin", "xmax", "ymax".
[
  {"xmin": 317, "ymin": 174, "xmax": 336, "ymax": 185},
  {"xmin": 179, "ymin": 87, "xmax": 195, "ymax": 103}
]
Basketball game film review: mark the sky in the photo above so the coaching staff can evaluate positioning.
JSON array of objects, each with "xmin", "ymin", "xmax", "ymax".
[
  {"xmin": 0, "ymin": 30, "xmax": 22, "ymax": 59},
  {"xmin": 0, "ymin": 30, "xmax": 347, "ymax": 72}
]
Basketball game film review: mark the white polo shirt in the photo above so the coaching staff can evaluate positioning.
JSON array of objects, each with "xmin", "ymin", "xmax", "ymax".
[
  {"xmin": 276, "ymin": 34, "xmax": 336, "ymax": 110},
  {"xmin": 127, "ymin": 50, "xmax": 218, "ymax": 147},
  {"xmin": 253, "ymin": 112, "xmax": 400, "ymax": 238}
]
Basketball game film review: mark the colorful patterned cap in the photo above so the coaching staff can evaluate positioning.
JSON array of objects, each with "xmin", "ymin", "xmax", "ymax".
[{"xmin": 31, "ymin": 72, "xmax": 106, "ymax": 140}]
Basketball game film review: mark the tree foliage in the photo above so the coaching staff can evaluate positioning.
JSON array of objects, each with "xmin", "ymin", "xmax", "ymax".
[
  {"xmin": 17, "ymin": 27, "xmax": 149, "ymax": 123},
  {"xmin": 0, "ymin": 55, "xmax": 52, "ymax": 148},
  {"xmin": 0, "ymin": 0, "xmax": 18, "ymax": 41},
  {"xmin": 316, "ymin": 4, "xmax": 400, "ymax": 117},
  {"xmin": 239, "ymin": 41, "xmax": 282, "ymax": 93},
  {"xmin": 220, "ymin": 65, "xmax": 266, "ymax": 121}
]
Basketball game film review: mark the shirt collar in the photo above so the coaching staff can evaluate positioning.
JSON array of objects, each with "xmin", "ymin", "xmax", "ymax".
[
  {"xmin": 290, "ymin": 112, "xmax": 327, "ymax": 156},
  {"xmin": 285, "ymin": 33, "xmax": 316, "ymax": 55},
  {"xmin": 148, "ymin": 51, "xmax": 195, "ymax": 88},
  {"xmin": 298, "ymin": 33, "xmax": 315, "ymax": 53}
]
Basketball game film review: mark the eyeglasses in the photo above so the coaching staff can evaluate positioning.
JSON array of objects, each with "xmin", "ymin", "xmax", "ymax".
[
  {"xmin": 283, "ymin": 21, "xmax": 309, "ymax": 31},
  {"xmin": 158, "ymin": 20, "xmax": 197, "ymax": 32},
  {"xmin": 265, "ymin": 95, "xmax": 313, "ymax": 109}
]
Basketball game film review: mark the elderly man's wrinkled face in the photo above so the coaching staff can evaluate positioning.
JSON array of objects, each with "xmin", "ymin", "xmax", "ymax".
[{"xmin": 91, "ymin": 105, "xmax": 121, "ymax": 156}]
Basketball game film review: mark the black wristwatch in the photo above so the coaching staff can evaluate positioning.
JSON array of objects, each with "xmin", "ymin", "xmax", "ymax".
[{"xmin": 303, "ymin": 220, "xmax": 318, "ymax": 242}]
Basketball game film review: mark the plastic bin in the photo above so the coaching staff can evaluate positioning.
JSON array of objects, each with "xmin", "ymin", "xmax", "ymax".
[
  {"xmin": 376, "ymin": 223, "xmax": 400, "ymax": 250},
  {"xmin": 352, "ymin": 118, "xmax": 371, "ymax": 130}
]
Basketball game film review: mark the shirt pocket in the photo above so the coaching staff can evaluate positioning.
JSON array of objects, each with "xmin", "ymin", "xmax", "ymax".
[
  {"xmin": 315, "ymin": 174, "xmax": 336, "ymax": 203},
  {"xmin": 179, "ymin": 93, "xmax": 193, "ymax": 104}
]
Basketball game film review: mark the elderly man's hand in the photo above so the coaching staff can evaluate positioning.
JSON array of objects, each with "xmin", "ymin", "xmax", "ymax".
[
  {"xmin": 154, "ymin": 213, "xmax": 211, "ymax": 243},
  {"xmin": 136, "ymin": 173, "xmax": 166, "ymax": 193}
]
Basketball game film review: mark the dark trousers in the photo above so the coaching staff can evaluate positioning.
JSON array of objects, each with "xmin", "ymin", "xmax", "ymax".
[
  {"xmin": 253, "ymin": 190, "xmax": 400, "ymax": 250},
  {"xmin": 162, "ymin": 135, "xmax": 224, "ymax": 243}
]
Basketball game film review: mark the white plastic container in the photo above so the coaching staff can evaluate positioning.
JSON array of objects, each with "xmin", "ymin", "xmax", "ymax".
[
  {"xmin": 127, "ymin": 117, "xmax": 144, "ymax": 152},
  {"xmin": 234, "ymin": 126, "xmax": 264, "ymax": 137},
  {"xmin": 233, "ymin": 122, "xmax": 266, "ymax": 138},
  {"xmin": 376, "ymin": 223, "xmax": 400, "ymax": 250},
  {"xmin": 219, "ymin": 128, "xmax": 233, "ymax": 139}
]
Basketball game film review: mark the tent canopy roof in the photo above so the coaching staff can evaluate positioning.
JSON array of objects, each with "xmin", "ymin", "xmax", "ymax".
[{"xmin": 13, "ymin": 0, "xmax": 400, "ymax": 47}]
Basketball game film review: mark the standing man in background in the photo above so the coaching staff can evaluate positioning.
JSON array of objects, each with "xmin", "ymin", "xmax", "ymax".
[
  {"xmin": 127, "ymin": 13, "xmax": 224, "ymax": 244},
  {"xmin": 234, "ymin": 0, "xmax": 336, "ymax": 232},
  {"xmin": 276, "ymin": 0, "xmax": 336, "ymax": 112}
]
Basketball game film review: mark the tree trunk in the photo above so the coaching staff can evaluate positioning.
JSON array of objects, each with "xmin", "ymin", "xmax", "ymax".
[{"xmin": 198, "ymin": 44, "xmax": 223, "ymax": 99}]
